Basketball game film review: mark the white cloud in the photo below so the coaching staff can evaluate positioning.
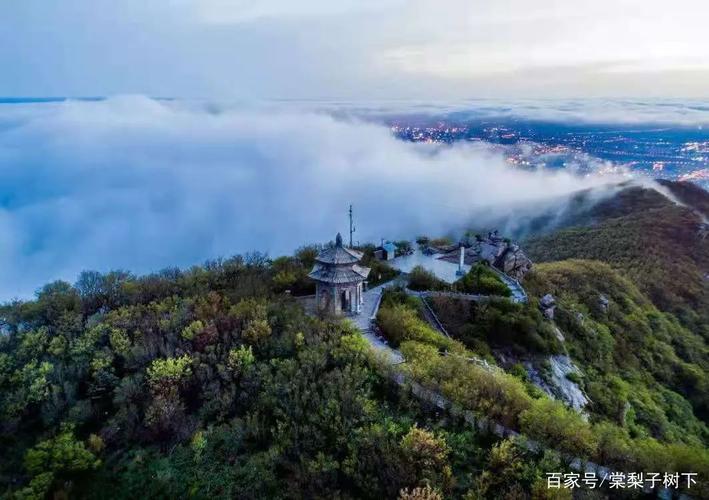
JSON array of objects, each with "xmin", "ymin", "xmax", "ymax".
[
  {"xmin": 196, "ymin": 0, "xmax": 404, "ymax": 24},
  {"xmin": 0, "ymin": 97, "xmax": 622, "ymax": 299},
  {"xmin": 1, "ymin": 0, "xmax": 707, "ymax": 98}
]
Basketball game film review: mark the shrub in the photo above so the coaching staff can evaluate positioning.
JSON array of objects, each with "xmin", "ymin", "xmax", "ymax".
[
  {"xmin": 242, "ymin": 319, "xmax": 272, "ymax": 345},
  {"xmin": 377, "ymin": 304, "xmax": 455, "ymax": 350},
  {"xmin": 520, "ymin": 398, "xmax": 597, "ymax": 458},
  {"xmin": 22, "ymin": 424, "xmax": 100, "ymax": 498},
  {"xmin": 147, "ymin": 355, "xmax": 193, "ymax": 392},
  {"xmin": 398, "ymin": 427, "xmax": 452, "ymax": 493},
  {"xmin": 227, "ymin": 345, "xmax": 255, "ymax": 375},
  {"xmin": 408, "ymin": 266, "xmax": 448, "ymax": 291},
  {"xmin": 456, "ymin": 264, "xmax": 511, "ymax": 297},
  {"xmin": 180, "ymin": 320, "xmax": 204, "ymax": 341},
  {"xmin": 429, "ymin": 237, "xmax": 452, "ymax": 248}
]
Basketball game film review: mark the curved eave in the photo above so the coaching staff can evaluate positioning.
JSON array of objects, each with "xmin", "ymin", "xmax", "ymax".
[
  {"xmin": 314, "ymin": 246, "xmax": 364, "ymax": 265},
  {"xmin": 308, "ymin": 264, "xmax": 370, "ymax": 284}
]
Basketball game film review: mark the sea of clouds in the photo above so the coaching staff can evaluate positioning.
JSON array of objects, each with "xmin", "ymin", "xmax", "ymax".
[
  {"xmin": 0, "ymin": 96, "xmax": 637, "ymax": 300},
  {"xmin": 294, "ymin": 98, "xmax": 709, "ymax": 127}
]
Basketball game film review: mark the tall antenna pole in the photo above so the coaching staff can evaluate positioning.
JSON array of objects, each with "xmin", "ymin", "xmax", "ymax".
[{"xmin": 349, "ymin": 204, "xmax": 355, "ymax": 247}]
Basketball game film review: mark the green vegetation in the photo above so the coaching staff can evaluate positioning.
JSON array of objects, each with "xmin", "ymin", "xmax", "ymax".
[
  {"xmin": 0, "ymin": 255, "xmax": 561, "ymax": 499},
  {"xmin": 407, "ymin": 266, "xmax": 448, "ymax": 291},
  {"xmin": 429, "ymin": 237, "xmax": 453, "ymax": 248},
  {"xmin": 428, "ymin": 296, "xmax": 560, "ymax": 357},
  {"xmin": 455, "ymin": 264, "xmax": 511, "ymax": 297},
  {"xmin": 358, "ymin": 244, "xmax": 400, "ymax": 286},
  {"xmin": 525, "ymin": 184, "xmax": 709, "ymax": 337},
  {"xmin": 524, "ymin": 260, "xmax": 709, "ymax": 446},
  {"xmin": 415, "ymin": 236, "xmax": 430, "ymax": 247},
  {"xmin": 394, "ymin": 240, "xmax": 413, "ymax": 256},
  {"xmin": 269, "ymin": 245, "xmax": 320, "ymax": 295},
  {"xmin": 376, "ymin": 291, "xmax": 709, "ymax": 495}
]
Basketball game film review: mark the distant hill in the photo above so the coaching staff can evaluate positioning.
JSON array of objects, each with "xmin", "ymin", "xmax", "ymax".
[{"xmin": 524, "ymin": 180, "xmax": 709, "ymax": 337}]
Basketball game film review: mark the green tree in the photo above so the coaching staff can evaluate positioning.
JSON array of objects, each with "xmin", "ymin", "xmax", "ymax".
[
  {"xmin": 21, "ymin": 423, "xmax": 100, "ymax": 498},
  {"xmin": 399, "ymin": 427, "xmax": 453, "ymax": 493},
  {"xmin": 520, "ymin": 399, "xmax": 597, "ymax": 459}
]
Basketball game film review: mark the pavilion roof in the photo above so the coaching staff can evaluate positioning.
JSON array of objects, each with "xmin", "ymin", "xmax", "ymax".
[
  {"xmin": 308, "ymin": 263, "xmax": 370, "ymax": 284},
  {"xmin": 314, "ymin": 232, "xmax": 363, "ymax": 265}
]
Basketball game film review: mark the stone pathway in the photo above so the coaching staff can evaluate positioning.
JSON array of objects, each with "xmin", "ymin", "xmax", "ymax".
[
  {"xmin": 490, "ymin": 267, "xmax": 528, "ymax": 303},
  {"xmin": 348, "ymin": 267, "xmax": 527, "ymax": 366},
  {"xmin": 348, "ymin": 281, "xmax": 404, "ymax": 364}
]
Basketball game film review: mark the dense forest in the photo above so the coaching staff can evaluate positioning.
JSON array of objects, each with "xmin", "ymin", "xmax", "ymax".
[
  {"xmin": 0, "ymin": 254, "xmax": 569, "ymax": 499},
  {"xmin": 525, "ymin": 182, "xmax": 709, "ymax": 336},
  {"xmin": 1, "ymin": 181, "xmax": 708, "ymax": 498}
]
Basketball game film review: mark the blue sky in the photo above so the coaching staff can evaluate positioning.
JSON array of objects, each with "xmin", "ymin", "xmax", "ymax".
[{"xmin": 2, "ymin": 0, "xmax": 708, "ymax": 99}]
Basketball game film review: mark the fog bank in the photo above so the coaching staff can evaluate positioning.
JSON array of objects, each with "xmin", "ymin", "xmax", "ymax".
[{"xmin": 0, "ymin": 96, "xmax": 624, "ymax": 299}]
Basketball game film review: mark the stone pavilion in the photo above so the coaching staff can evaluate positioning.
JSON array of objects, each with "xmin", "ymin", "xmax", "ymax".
[{"xmin": 308, "ymin": 233, "xmax": 370, "ymax": 315}]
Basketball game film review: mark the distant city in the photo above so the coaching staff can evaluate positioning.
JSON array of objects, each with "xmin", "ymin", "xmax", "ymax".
[{"xmin": 386, "ymin": 115, "xmax": 709, "ymax": 188}]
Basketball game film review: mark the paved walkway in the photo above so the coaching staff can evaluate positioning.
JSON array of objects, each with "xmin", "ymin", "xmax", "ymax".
[
  {"xmin": 388, "ymin": 249, "xmax": 470, "ymax": 284},
  {"xmin": 348, "ymin": 266, "xmax": 528, "ymax": 366},
  {"xmin": 490, "ymin": 267, "xmax": 528, "ymax": 303},
  {"xmin": 348, "ymin": 281, "xmax": 404, "ymax": 364}
]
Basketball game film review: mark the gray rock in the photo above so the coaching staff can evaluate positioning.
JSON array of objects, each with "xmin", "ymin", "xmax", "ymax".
[
  {"xmin": 499, "ymin": 248, "xmax": 534, "ymax": 281},
  {"xmin": 540, "ymin": 293, "xmax": 556, "ymax": 320},
  {"xmin": 540, "ymin": 294, "xmax": 556, "ymax": 308},
  {"xmin": 553, "ymin": 326, "xmax": 565, "ymax": 342},
  {"xmin": 527, "ymin": 355, "xmax": 589, "ymax": 413},
  {"xmin": 467, "ymin": 231, "xmax": 533, "ymax": 280},
  {"xmin": 549, "ymin": 355, "xmax": 589, "ymax": 413},
  {"xmin": 599, "ymin": 294, "xmax": 609, "ymax": 313}
]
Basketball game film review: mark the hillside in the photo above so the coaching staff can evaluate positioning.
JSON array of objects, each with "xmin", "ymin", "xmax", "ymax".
[
  {"xmin": 524, "ymin": 181, "xmax": 709, "ymax": 337},
  {"xmin": 423, "ymin": 258, "xmax": 707, "ymax": 446},
  {"xmin": 1, "ymin": 182, "xmax": 708, "ymax": 499},
  {"xmin": 0, "ymin": 258, "xmax": 580, "ymax": 499},
  {"xmin": 525, "ymin": 260, "xmax": 708, "ymax": 438}
]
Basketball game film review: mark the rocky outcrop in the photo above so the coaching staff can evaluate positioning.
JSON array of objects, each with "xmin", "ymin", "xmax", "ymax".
[
  {"xmin": 470, "ymin": 231, "xmax": 534, "ymax": 280},
  {"xmin": 437, "ymin": 231, "xmax": 533, "ymax": 281},
  {"xmin": 548, "ymin": 355, "xmax": 589, "ymax": 413},
  {"xmin": 526, "ymin": 355, "xmax": 589, "ymax": 414},
  {"xmin": 598, "ymin": 294, "xmax": 609, "ymax": 313},
  {"xmin": 540, "ymin": 293, "xmax": 556, "ymax": 320},
  {"xmin": 496, "ymin": 244, "xmax": 534, "ymax": 281}
]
